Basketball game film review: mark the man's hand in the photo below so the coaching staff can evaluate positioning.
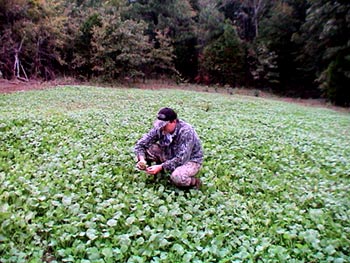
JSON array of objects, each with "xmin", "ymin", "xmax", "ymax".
[
  {"xmin": 136, "ymin": 160, "xmax": 147, "ymax": 170},
  {"xmin": 146, "ymin": 165, "xmax": 163, "ymax": 175}
]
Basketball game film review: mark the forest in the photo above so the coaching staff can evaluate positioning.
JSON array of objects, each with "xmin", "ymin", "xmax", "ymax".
[{"xmin": 0, "ymin": 0, "xmax": 349, "ymax": 106}]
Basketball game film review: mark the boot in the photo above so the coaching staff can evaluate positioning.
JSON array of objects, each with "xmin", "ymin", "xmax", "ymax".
[
  {"xmin": 191, "ymin": 178, "xmax": 202, "ymax": 190},
  {"xmin": 178, "ymin": 178, "xmax": 201, "ymax": 190}
]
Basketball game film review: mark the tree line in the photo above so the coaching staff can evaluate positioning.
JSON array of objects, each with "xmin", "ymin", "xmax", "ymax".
[{"xmin": 0, "ymin": 0, "xmax": 349, "ymax": 106}]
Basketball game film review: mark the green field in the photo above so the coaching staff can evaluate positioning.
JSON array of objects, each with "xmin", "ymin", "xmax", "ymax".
[{"xmin": 1, "ymin": 86, "xmax": 349, "ymax": 263}]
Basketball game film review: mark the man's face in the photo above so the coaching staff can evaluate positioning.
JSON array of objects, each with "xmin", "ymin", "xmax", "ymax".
[{"xmin": 162, "ymin": 121, "xmax": 176, "ymax": 134}]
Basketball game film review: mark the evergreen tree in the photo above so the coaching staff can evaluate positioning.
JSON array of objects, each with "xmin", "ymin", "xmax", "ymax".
[
  {"xmin": 200, "ymin": 22, "xmax": 246, "ymax": 86},
  {"xmin": 128, "ymin": 0, "xmax": 198, "ymax": 80},
  {"xmin": 297, "ymin": 0, "xmax": 350, "ymax": 105},
  {"xmin": 72, "ymin": 11, "xmax": 102, "ymax": 79},
  {"xmin": 196, "ymin": 0, "xmax": 225, "ymax": 48},
  {"xmin": 256, "ymin": 0, "xmax": 308, "ymax": 95},
  {"xmin": 218, "ymin": 0, "xmax": 272, "ymax": 42},
  {"xmin": 91, "ymin": 9, "xmax": 152, "ymax": 80},
  {"xmin": 147, "ymin": 29, "xmax": 177, "ymax": 77}
]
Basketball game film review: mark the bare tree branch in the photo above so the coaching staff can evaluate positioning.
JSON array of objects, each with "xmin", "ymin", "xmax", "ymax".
[{"xmin": 13, "ymin": 38, "xmax": 28, "ymax": 81}]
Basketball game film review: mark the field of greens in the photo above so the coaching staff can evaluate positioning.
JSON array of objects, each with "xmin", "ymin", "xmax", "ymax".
[{"xmin": 0, "ymin": 86, "xmax": 349, "ymax": 263}]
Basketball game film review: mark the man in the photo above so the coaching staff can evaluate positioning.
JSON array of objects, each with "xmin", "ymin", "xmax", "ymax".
[{"xmin": 134, "ymin": 107, "xmax": 203, "ymax": 189}]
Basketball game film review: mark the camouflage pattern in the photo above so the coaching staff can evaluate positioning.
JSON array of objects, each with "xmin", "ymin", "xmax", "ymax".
[
  {"xmin": 144, "ymin": 143, "xmax": 167, "ymax": 164},
  {"xmin": 143, "ymin": 144, "xmax": 201, "ymax": 187},
  {"xmin": 170, "ymin": 161, "xmax": 201, "ymax": 187},
  {"xmin": 134, "ymin": 119, "xmax": 203, "ymax": 186}
]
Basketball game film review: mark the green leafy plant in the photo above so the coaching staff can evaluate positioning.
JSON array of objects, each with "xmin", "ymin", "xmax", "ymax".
[{"xmin": 0, "ymin": 86, "xmax": 349, "ymax": 262}]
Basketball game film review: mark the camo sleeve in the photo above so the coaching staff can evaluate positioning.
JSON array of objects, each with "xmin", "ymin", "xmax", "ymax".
[
  {"xmin": 162, "ymin": 126, "xmax": 203, "ymax": 172},
  {"xmin": 134, "ymin": 128, "xmax": 159, "ymax": 160}
]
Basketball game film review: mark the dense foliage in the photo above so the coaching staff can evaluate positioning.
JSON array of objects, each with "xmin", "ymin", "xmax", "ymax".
[
  {"xmin": 1, "ymin": 86, "xmax": 349, "ymax": 262},
  {"xmin": 0, "ymin": 0, "xmax": 349, "ymax": 105}
]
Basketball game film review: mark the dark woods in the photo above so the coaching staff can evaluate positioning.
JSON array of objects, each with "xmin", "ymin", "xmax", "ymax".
[{"xmin": 0, "ymin": 0, "xmax": 349, "ymax": 106}]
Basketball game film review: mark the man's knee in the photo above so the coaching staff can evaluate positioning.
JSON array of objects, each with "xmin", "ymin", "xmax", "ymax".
[
  {"xmin": 170, "ymin": 162, "xmax": 201, "ymax": 187},
  {"xmin": 170, "ymin": 172, "xmax": 192, "ymax": 187}
]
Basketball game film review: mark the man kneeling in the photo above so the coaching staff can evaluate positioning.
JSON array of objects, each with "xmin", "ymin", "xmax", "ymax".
[{"xmin": 134, "ymin": 107, "xmax": 203, "ymax": 189}]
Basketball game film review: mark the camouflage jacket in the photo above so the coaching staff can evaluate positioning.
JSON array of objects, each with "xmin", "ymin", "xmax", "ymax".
[{"xmin": 134, "ymin": 120, "xmax": 203, "ymax": 172}]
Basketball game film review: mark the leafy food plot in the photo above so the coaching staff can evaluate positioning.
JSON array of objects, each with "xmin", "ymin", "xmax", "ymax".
[{"xmin": 0, "ymin": 86, "xmax": 349, "ymax": 262}]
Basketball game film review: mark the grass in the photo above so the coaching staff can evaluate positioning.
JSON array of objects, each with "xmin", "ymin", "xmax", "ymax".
[{"xmin": 0, "ymin": 85, "xmax": 349, "ymax": 263}]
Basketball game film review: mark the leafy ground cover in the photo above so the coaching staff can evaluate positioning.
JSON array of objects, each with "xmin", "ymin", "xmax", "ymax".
[{"xmin": 0, "ymin": 86, "xmax": 349, "ymax": 263}]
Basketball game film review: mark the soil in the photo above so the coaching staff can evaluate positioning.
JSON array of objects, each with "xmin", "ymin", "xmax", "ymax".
[
  {"xmin": 0, "ymin": 78, "xmax": 348, "ymax": 113},
  {"xmin": 0, "ymin": 79, "xmax": 72, "ymax": 93}
]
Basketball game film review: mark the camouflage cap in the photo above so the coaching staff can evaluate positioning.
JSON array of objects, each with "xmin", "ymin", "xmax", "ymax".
[{"xmin": 153, "ymin": 107, "xmax": 177, "ymax": 129}]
